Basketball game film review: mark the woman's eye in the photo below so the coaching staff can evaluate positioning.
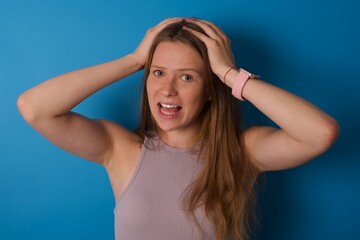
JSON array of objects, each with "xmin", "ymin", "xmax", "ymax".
[
  {"xmin": 153, "ymin": 70, "xmax": 164, "ymax": 77},
  {"xmin": 181, "ymin": 74, "xmax": 193, "ymax": 81}
]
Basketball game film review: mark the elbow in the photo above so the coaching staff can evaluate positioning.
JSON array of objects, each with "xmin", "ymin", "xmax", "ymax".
[
  {"xmin": 313, "ymin": 117, "xmax": 340, "ymax": 154},
  {"xmin": 17, "ymin": 92, "xmax": 39, "ymax": 124}
]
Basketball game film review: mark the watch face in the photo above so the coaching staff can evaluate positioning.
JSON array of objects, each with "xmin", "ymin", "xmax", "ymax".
[{"xmin": 241, "ymin": 68, "xmax": 259, "ymax": 79}]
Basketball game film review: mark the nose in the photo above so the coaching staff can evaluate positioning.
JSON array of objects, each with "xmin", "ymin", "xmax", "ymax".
[{"xmin": 161, "ymin": 77, "xmax": 178, "ymax": 97}]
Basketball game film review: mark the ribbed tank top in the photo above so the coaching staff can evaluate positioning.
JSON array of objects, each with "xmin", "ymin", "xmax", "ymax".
[{"xmin": 114, "ymin": 136, "xmax": 215, "ymax": 240}]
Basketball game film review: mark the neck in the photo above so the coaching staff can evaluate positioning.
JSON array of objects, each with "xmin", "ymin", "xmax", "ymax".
[{"xmin": 156, "ymin": 128, "xmax": 199, "ymax": 149}]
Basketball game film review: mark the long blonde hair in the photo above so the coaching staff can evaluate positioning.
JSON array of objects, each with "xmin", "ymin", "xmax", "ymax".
[{"xmin": 137, "ymin": 20, "xmax": 260, "ymax": 240}]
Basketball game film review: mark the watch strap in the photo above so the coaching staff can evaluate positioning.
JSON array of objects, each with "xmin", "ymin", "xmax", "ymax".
[{"xmin": 232, "ymin": 68, "xmax": 257, "ymax": 101}]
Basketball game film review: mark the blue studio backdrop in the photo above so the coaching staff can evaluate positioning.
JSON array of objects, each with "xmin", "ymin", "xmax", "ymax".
[{"xmin": 1, "ymin": 0, "xmax": 359, "ymax": 239}]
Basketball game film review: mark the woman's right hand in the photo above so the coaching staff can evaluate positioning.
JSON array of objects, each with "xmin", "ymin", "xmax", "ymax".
[{"xmin": 131, "ymin": 18, "xmax": 182, "ymax": 68}]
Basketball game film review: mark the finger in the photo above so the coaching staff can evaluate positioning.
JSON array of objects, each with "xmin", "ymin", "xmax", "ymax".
[
  {"xmin": 182, "ymin": 25, "xmax": 213, "ymax": 46},
  {"xmin": 147, "ymin": 18, "xmax": 183, "ymax": 36},
  {"xmin": 186, "ymin": 18, "xmax": 225, "ymax": 38},
  {"xmin": 183, "ymin": 23, "xmax": 231, "ymax": 56},
  {"xmin": 186, "ymin": 18, "xmax": 229, "ymax": 43},
  {"xmin": 189, "ymin": 18, "xmax": 225, "ymax": 34},
  {"xmin": 186, "ymin": 18, "xmax": 220, "ymax": 40},
  {"xmin": 182, "ymin": 25, "xmax": 228, "ymax": 57},
  {"xmin": 155, "ymin": 18, "xmax": 183, "ymax": 30},
  {"xmin": 185, "ymin": 18, "xmax": 232, "ymax": 53}
]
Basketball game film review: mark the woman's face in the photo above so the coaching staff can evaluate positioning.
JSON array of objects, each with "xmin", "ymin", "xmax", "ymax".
[{"xmin": 146, "ymin": 41, "xmax": 208, "ymax": 137}]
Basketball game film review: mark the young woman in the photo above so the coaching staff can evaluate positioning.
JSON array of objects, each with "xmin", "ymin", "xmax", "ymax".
[{"xmin": 17, "ymin": 18, "xmax": 339, "ymax": 240}]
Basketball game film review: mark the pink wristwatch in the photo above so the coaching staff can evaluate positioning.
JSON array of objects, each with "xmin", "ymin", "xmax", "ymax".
[{"xmin": 231, "ymin": 68, "xmax": 259, "ymax": 101}]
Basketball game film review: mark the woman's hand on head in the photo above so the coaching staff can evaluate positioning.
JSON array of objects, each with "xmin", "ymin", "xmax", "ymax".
[
  {"xmin": 183, "ymin": 18, "xmax": 236, "ymax": 83},
  {"xmin": 131, "ymin": 18, "xmax": 183, "ymax": 69}
]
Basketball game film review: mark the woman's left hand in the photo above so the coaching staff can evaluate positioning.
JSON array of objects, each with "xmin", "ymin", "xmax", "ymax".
[{"xmin": 183, "ymin": 18, "xmax": 235, "ymax": 83}]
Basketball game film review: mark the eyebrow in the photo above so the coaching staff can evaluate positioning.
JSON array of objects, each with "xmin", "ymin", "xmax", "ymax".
[{"xmin": 150, "ymin": 65, "xmax": 203, "ymax": 74}]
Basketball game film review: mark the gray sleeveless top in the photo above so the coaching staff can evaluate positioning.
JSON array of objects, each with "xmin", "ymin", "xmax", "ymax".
[{"xmin": 114, "ymin": 137, "xmax": 215, "ymax": 240}]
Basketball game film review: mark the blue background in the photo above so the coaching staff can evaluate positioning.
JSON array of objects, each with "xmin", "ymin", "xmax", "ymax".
[{"xmin": 1, "ymin": 0, "xmax": 359, "ymax": 239}]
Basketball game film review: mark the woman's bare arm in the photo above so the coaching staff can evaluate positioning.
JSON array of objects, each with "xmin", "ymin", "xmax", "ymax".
[
  {"xmin": 241, "ymin": 79, "xmax": 339, "ymax": 172},
  {"xmin": 17, "ymin": 54, "xmax": 142, "ymax": 167},
  {"xmin": 17, "ymin": 18, "xmax": 182, "ymax": 168},
  {"xmin": 184, "ymin": 18, "xmax": 339, "ymax": 172}
]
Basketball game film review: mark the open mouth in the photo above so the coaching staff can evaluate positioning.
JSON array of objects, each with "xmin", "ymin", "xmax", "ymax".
[{"xmin": 158, "ymin": 103, "xmax": 182, "ymax": 116}]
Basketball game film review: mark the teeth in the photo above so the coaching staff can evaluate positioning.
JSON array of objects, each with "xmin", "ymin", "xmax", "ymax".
[
  {"xmin": 160, "ymin": 103, "xmax": 179, "ymax": 108},
  {"xmin": 160, "ymin": 109, "xmax": 176, "ymax": 116}
]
